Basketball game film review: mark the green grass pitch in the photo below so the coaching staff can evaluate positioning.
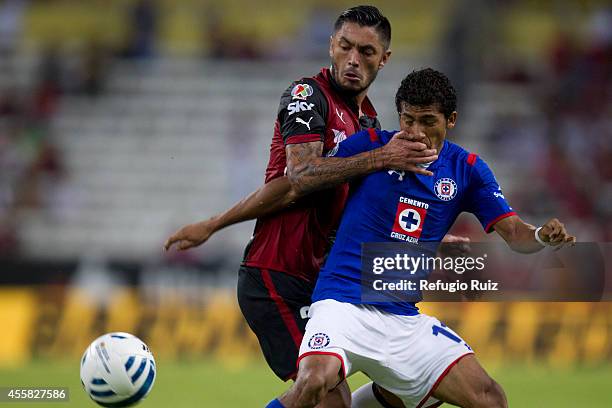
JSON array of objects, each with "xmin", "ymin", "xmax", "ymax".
[{"xmin": 1, "ymin": 359, "xmax": 611, "ymax": 407}]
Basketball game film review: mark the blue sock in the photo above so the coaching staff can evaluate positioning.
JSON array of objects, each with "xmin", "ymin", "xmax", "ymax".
[{"xmin": 265, "ymin": 398, "xmax": 285, "ymax": 408}]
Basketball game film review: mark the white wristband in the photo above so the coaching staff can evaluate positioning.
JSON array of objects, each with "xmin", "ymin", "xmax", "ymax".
[{"xmin": 534, "ymin": 226, "xmax": 548, "ymax": 247}]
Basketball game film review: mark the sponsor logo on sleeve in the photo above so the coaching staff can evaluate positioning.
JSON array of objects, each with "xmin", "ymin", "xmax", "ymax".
[
  {"xmin": 493, "ymin": 187, "xmax": 505, "ymax": 199},
  {"xmin": 291, "ymin": 83, "xmax": 314, "ymax": 100},
  {"xmin": 295, "ymin": 116, "xmax": 313, "ymax": 130},
  {"xmin": 287, "ymin": 101, "xmax": 315, "ymax": 115}
]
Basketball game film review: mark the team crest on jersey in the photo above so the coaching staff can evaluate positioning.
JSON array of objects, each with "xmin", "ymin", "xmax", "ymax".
[
  {"xmin": 391, "ymin": 197, "xmax": 429, "ymax": 243},
  {"xmin": 291, "ymin": 83, "xmax": 313, "ymax": 100},
  {"xmin": 434, "ymin": 178, "xmax": 458, "ymax": 201},
  {"xmin": 308, "ymin": 333, "xmax": 330, "ymax": 349}
]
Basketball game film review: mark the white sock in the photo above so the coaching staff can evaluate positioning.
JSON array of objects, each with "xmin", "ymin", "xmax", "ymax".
[{"xmin": 351, "ymin": 382, "xmax": 386, "ymax": 408}]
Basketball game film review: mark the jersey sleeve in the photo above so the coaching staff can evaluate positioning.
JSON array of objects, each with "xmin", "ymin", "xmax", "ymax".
[
  {"xmin": 464, "ymin": 155, "xmax": 516, "ymax": 233},
  {"xmin": 327, "ymin": 128, "xmax": 386, "ymax": 158},
  {"xmin": 277, "ymin": 79, "xmax": 328, "ymax": 145}
]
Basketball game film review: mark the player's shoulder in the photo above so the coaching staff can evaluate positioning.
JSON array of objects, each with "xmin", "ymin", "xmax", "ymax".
[
  {"xmin": 372, "ymin": 129, "xmax": 397, "ymax": 144},
  {"xmin": 281, "ymin": 76, "xmax": 324, "ymax": 100},
  {"xmin": 278, "ymin": 76, "xmax": 328, "ymax": 117},
  {"xmin": 444, "ymin": 141, "xmax": 483, "ymax": 168},
  {"xmin": 445, "ymin": 142, "xmax": 496, "ymax": 186}
]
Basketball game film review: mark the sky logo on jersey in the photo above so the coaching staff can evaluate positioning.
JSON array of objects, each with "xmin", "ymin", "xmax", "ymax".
[
  {"xmin": 434, "ymin": 178, "xmax": 458, "ymax": 201},
  {"xmin": 308, "ymin": 333, "xmax": 330, "ymax": 349},
  {"xmin": 291, "ymin": 83, "xmax": 313, "ymax": 100},
  {"xmin": 287, "ymin": 101, "xmax": 314, "ymax": 115},
  {"xmin": 391, "ymin": 197, "xmax": 428, "ymax": 243}
]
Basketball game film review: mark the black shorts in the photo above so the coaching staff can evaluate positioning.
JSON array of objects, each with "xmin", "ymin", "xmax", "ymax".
[{"xmin": 237, "ymin": 265, "xmax": 314, "ymax": 381}]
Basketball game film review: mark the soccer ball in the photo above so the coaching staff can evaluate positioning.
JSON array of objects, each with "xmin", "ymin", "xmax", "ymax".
[{"xmin": 80, "ymin": 332, "xmax": 156, "ymax": 407}]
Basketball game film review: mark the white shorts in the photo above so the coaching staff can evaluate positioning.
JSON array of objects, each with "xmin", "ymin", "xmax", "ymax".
[{"xmin": 298, "ymin": 299, "xmax": 474, "ymax": 408}]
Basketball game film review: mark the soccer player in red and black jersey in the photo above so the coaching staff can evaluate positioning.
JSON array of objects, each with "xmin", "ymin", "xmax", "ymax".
[{"xmin": 165, "ymin": 6, "xmax": 443, "ymax": 407}]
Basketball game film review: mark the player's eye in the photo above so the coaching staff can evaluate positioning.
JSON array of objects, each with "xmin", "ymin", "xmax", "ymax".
[{"xmin": 362, "ymin": 48, "xmax": 375, "ymax": 57}]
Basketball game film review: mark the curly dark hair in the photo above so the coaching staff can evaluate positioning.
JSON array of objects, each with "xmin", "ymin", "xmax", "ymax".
[
  {"xmin": 333, "ymin": 5, "xmax": 391, "ymax": 50},
  {"xmin": 395, "ymin": 68, "xmax": 457, "ymax": 119}
]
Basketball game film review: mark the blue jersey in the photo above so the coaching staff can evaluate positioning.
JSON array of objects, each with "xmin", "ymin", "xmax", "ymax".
[{"xmin": 313, "ymin": 129, "xmax": 516, "ymax": 315}]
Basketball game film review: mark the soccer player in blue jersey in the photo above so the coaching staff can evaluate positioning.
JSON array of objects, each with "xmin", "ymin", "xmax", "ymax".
[{"xmin": 265, "ymin": 68, "xmax": 576, "ymax": 408}]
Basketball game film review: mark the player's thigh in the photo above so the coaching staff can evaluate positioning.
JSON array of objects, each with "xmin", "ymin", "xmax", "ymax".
[
  {"xmin": 374, "ymin": 314, "xmax": 472, "ymax": 407},
  {"xmin": 432, "ymin": 354, "xmax": 506, "ymax": 408},
  {"xmin": 237, "ymin": 266, "xmax": 311, "ymax": 380},
  {"xmin": 300, "ymin": 300, "xmax": 390, "ymax": 380},
  {"xmin": 375, "ymin": 384, "xmax": 406, "ymax": 408}
]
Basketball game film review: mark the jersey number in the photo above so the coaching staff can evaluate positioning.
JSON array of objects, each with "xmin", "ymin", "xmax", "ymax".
[
  {"xmin": 432, "ymin": 323, "xmax": 472, "ymax": 351},
  {"xmin": 432, "ymin": 324, "xmax": 461, "ymax": 343}
]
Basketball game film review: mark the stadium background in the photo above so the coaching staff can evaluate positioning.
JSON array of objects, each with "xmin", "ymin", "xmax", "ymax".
[{"xmin": 0, "ymin": 0, "xmax": 611, "ymax": 406}]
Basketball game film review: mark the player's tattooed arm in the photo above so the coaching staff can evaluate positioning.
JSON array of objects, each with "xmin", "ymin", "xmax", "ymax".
[
  {"xmin": 164, "ymin": 176, "xmax": 297, "ymax": 251},
  {"xmin": 286, "ymin": 133, "xmax": 438, "ymax": 196},
  {"xmin": 493, "ymin": 215, "xmax": 576, "ymax": 253},
  {"xmin": 285, "ymin": 141, "xmax": 381, "ymax": 195}
]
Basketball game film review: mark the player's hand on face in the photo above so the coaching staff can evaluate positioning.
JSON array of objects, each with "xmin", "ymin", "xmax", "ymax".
[
  {"xmin": 382, "ymin": 131, "xmax": 438, "ymax": 176},
  {"xmin": 538, "ymin": 218, "xmax": 576, "ymax": 250},
  {"xmin": 163, "ymin": 220, "xmax": 214, "ymax": 251},
  {"xmin": 394, "ymin": 130, "xmax": 432, "ymax": 147}
]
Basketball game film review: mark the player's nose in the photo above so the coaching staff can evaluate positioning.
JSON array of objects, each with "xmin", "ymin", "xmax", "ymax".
[
  {"xmin": 405, "ymin": 122, "xmax": 422, "ymax": 135},
  {"xmin": 347, "ymin": 49, "xmax": 360, "ymax": 67}
]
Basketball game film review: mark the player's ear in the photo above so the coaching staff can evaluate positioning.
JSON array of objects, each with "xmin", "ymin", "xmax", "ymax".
[
  {"xmin": 329, "ymin": 35, "xmax": 334, "ymax": 58},
  {"xmin": 379, "ymin": 49, "xmax": 392, "ymax": 69},
  {"xmin": 446, "ymin": 112, "xmax": 457, "ymax": 129}
]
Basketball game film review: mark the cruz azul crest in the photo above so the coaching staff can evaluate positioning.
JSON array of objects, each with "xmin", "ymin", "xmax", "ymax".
[{"xmin": 434, "ymin": 178, "xmax": 458, "ymax": 201}]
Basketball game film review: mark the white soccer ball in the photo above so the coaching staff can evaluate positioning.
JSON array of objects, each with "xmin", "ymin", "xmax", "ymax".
[{"xmin": 80, "ymin": 332, "xmax": 156, "ymax": 407}]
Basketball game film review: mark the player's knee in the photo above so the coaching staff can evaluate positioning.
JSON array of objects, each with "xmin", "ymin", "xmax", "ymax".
[
  {"xmin": 470, "ymin": 377, "xmax": 507, "ymax": 408},
  {"xmin": 293, "ymin": 369, "xmax": 335, "ymax": 407},
  {"xmin": 318, "ymin": 380, "xmax": 351, "ymax": 408}
]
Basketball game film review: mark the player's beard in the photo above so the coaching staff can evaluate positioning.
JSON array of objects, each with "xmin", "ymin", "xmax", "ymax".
[{"xmin": 331, "ymin": 62, "xmax": 378, "ymax": 98}]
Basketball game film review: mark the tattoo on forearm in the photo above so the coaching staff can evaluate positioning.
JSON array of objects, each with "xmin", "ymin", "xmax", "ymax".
[{"xmin": 286, "ymin": 142, "xmax": 380, "ymax": 195}]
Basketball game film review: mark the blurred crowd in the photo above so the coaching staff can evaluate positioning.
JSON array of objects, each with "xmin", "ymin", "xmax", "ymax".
[
  {"xmin": 0, "ymin": 0, "xmax": 610, "ymax": 258},
  {"xmin": 0, "ymin": 49, "xmax": 64, "ymax": 254},
  {"xmin": 487, "ymin": 7, "xmax": 612, "ymax": 242}
]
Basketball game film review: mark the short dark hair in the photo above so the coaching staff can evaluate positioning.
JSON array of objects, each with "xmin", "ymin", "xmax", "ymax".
[
  {"xmin": 395, "ymin": 68, "xmax": 457, "ymax": 119},
  {"xmin": 333, "ymin": 5, "xmax": 391, "ymax": 50}
]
